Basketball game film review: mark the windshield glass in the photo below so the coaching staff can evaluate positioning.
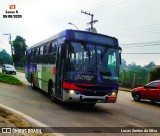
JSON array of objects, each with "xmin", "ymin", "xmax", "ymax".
[
  {"xmin": 96, "ymin": 46, "xmax": 119, "ymax": 80},
  {"xmin": 65, "ymin": 42, "xmax": 119, "ymax": 83},
  {"xmin": 6, "ymin": 65, "xmax": 14, "ymax": 68}
]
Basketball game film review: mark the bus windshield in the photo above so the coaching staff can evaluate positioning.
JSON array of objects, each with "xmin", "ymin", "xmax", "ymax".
[{"xmin": 65, "ymin": 42, "xmax": 119, "ymax": 83}]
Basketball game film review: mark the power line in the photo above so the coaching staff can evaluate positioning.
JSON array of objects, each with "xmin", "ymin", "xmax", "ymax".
[
  {"xmin": 121, "ymin": 41, "xmax": 160, "ymax": 45},
  {"xmin": 121, "ymin": 41, "xmax": 160, "ymax": 49},
  {"xmin": 122, "ymin": 53, "xmax": 160, "ymax": 54},
  {"xmin": 111, "ymin": 22, "xmax": 160, "ymax": 33},
  {"xmin": 0, "ymin": 41, "xmax": 10, "ymax": 48},
  {"xmin": 108, "ymin": 22, "xmax": 160, "ymax": 38},
  {"xmin": 89, "ymin": 0, "xmax": 118, "ymax": 11},
  {"xmin": 90, "ymin": 0, "xmax": 131, "ymax": 12}
]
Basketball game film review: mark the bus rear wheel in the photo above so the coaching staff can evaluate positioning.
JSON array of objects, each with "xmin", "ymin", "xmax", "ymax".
[
  {"xmin": 31, "ymin": 76, "xmax": 36, "ymax": 90},
  {"xmin": 50, "ymin": 88, "xmax": 58, "ymax": 103}
]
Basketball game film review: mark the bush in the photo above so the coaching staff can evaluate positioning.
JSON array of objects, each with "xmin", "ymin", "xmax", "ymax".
[
  {"xmin": 0, "ymin": 72, "xmax": 22, "ymax": 85},
  {"xmin": 150, "ymin": 66, "xmax": 160, "ymax": 81}
]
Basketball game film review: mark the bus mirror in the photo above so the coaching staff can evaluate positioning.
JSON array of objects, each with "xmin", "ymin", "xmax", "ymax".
[{"xmin": 119, "ymin": 47, "xmax": 122, "ymax": 64}]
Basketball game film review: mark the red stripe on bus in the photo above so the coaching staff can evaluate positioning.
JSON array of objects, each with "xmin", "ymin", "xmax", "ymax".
[{"xmin": 63, "ymin": 82, "xmax": 92, "ymax": 90}]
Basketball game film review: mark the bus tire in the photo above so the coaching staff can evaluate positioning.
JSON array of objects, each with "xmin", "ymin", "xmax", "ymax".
[
  {"xmin": 31, "ymin": 76, "xmax": 36, "ymax": 90},
  {"xmin": 50, "ymin": 88, "xmax": 58, "ymax": 103}
]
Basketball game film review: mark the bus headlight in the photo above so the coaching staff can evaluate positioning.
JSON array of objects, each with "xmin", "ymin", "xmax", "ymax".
[
  {"xmin": 69, "ymin": 90, "xmax": 75, "ymax": 94},
  {"xmin": 111, "ymin": 92, "xmax": 117, "ymax": 96}
]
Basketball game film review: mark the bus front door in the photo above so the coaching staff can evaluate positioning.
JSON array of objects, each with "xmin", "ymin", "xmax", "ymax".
[{"xmin": 55, "ymin": 47, "xmax": 62, "ymax": 99}]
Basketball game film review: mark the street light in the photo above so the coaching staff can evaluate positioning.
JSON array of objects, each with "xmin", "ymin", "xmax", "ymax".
[{"xmin": 68, "ymin": 22, "xmax": 79, "ymax": 30}]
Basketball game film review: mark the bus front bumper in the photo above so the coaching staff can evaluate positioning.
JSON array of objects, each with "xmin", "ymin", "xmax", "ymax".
[{"xmin": 63, "ymin": 91, "xmax": 117, "ymax": 103}]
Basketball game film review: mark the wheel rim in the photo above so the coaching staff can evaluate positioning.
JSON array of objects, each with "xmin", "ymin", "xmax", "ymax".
[
  {"xmin": 51, "ymin": 88, "xmax": 55, "ymax": 100},
  {"xmin": 134, "ymin": 94, "xmax": 139, "ymax": 101},
  {"xmin": 31, "ymin": 80, "xmax": 34, "ymax": 87}
]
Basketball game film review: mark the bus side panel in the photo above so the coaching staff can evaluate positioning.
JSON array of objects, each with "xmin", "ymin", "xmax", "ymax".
[
  {"xmin": 37, "ymin": 65, "xmax": 42, "ymax": 89},
  {"xmin": 31, "ymin": 63, "xmax": 38, "ymax": 86},
  {"xmin": 25, "ymin": 63, "xmax": 31, "ymax": 83},
  {"xmin": 40, "ymin": 64, "xmax": 56, "ymax": 93}
]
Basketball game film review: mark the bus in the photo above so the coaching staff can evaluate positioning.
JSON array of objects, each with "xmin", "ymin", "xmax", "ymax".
[{"xmin": 25, "ymin": 29, "xmax": 122, "ymax": 105}]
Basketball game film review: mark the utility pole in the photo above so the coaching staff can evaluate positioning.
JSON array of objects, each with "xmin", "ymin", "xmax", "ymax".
[
  {"xmin": 3, "ymin": 33, "xmax": 14, "ymax": 65},
  {"xmin": 132, "ymin": 72, "xmax": 137, "ymax": 89},
  {"xmin": 81, "ymin": 10, "xmax": 98, "ymax": 32}
]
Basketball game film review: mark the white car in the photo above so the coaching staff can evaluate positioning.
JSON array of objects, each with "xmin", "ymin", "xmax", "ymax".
[{"xmin": 2, "ymin": 64, "xmax": 16, "ymax": 75}]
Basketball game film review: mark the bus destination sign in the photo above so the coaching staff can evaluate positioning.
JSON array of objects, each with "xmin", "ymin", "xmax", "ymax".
[{"xmin": 74, "ymin": 32, "xmax": 115, "ymax": 45}]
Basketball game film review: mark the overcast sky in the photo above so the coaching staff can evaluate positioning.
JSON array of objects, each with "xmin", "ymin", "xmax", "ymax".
[{"xmin": 0, "ymin": 0, "xmax": 160, "ymax": 66}]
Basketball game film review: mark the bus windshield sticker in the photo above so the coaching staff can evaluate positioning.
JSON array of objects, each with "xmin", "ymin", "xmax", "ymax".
[{"xmin": 78, "ymin": 74, "xmax": 94, "ymax": 81}]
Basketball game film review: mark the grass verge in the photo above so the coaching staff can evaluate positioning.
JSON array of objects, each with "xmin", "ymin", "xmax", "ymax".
[
  {"xmin": 0, "ymin": 107, "xmax": 31, "ymax": 127},
  {"xmin": 0, "ymin": 107, "xmax": 51, "ymax": 136},
  {"xmin": 0, "ymin": 72, "xmax": 22, "ymax": 85}
]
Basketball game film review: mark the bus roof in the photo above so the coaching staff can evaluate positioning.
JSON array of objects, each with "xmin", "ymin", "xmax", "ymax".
[{"xmin": 27, "ymin": 29, "xmax": 118, "ymax": 50}]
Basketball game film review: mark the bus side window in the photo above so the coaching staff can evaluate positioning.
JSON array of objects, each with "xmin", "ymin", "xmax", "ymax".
[
  {"xmin": 43, "ymin": 44, "xmax": 50, "ymax": 63},
  {"xmin": 40, "ymin": 46, "xmax": 43, "ymax": 55},
  {"xmin": 39, "ymin": 46, "xmax": 43, "ymax": 63},
  {"xmin": 52, "ymin": 42, "xmax": 57, "ymax": 53},
  {"xmin": 26, "ymin": 50, "xmax": 31, "ymax": 64},
  {"xmin": 31, "ymin": 49, "xmax": 35, "ymax": 63},
  {"xmin": 36, "ymin": 47, "xmax": 40, "ymax": 63},
  {"xmin": 36, "ymin": 47, "xmax": 40, "ymax": 56},
  {"xmin": 50, "ymin": 41, "xmax": 57, "ymax": 64},
  {"xmin": 43, "ymin": 44, "xmax": 48, "ymax": 55},
  {"xmin": 48, "ymin": 43, "xmax": 52, "ymax": 54}
]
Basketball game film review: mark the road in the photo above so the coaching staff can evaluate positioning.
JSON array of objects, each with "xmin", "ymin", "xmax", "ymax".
[{"xmin": 0, "ymin": 71, "xmax": 160, "ymax": 135}]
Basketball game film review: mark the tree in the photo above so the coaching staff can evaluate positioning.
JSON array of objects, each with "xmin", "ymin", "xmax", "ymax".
[
  {"xmin": 12, "ymin": 36, "xmax": 27, "ymax": 65},
  {"xmin": 144, "ymin": 61, "xmax": 156, "ymax": 69},
  {"xmin": 0, "ymin": 49, "xmax": 12, "ymax": 64},
  {"xmin": 0, "ymin": 57, "xmax": 4, "ymax": 64},
  {"xmin": 120, "ymin": 59, "xmax": 127, "ymax": 71},
  {"xmin": 150, "ymin": 66, "xmax": 160, "ymax": 81}
]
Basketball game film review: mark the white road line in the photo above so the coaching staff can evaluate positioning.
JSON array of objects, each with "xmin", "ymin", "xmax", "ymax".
[{"xmin": 128, "ymin": 121, "xmax": 143, "ymax": 127}]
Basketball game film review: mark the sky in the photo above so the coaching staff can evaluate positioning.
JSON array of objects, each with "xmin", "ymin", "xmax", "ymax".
[{"xmin": 0, "ymin": 0, "xmax": 160, "ymax": 66}]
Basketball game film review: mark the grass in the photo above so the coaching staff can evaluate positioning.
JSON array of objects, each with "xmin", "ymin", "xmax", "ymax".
[{"xmin": 0, "ymin": 72, "xmax": 22, "ymax": 85}]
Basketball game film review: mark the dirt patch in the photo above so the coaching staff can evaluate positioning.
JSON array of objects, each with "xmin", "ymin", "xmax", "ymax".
[
  {"xmin": 0, "ymin": 107, "xmax": 55, "ymax": 136},
  {"xmin": 0, "ymin": 107, "xmax": 30, "ymax": 127}
]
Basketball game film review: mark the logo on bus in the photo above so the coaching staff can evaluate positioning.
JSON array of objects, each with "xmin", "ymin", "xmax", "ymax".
[{"xmin": 97, "ymin": 76, "xmax": 102, "ymax": 82}]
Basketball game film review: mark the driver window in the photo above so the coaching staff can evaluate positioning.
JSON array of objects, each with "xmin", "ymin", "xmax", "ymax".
[{"xmin": 147, "ymin": 82, "xmax": 159, "ymax": 88}]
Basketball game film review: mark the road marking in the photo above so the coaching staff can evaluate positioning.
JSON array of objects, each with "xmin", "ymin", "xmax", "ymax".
[{"xmin": 128, "ymin": 121, "xmax": 143, "ymax": 127}]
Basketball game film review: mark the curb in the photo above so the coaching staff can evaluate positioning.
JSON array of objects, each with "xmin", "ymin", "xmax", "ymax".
[
  {"xmin": 119, "ymin": 87, "xmax": 132, "ymax": 92},
  {"xmin": 0, "ymin": 104, "xmax": 64, "ymax": 136}
]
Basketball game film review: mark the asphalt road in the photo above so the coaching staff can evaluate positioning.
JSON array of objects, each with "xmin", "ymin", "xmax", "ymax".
[{"xmin": 0, "ymin": 71, "xmax": 160, "ymax": 136}]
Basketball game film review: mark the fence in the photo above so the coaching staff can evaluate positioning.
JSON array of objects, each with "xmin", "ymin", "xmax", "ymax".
[
  {"xmin": 13, "ymin": 62, "xmax": 25, "ymax": 72},
  {"xmin": 119, "ymin": 72, "xmax": 149, "ymax": 89}
]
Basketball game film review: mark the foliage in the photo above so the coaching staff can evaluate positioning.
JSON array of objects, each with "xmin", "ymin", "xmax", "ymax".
[
  {"xmin": 120, "ymin": 59, "xmax": 127, "ymax": 71},
  {"xmin": 0, "ymin": 49, "xmax": 12, "ymax": 64},
  {"xmin": 0, "ymin": 72, "xmax": 22, "ymax": 85},
  {"xmin": 0, "ymin": 57, "xmax": 3, "ymax": 64},
  {"xmin": 119, "ymin": 59, "xmax": 155, "ymax": 87},
  {"xmin": 150, "ymin": 66, "xmax": 160, "ymax": 81},
  {"xmin": 12, "ymin": 36, "xmax": 27, "ymax": 65},
  {"xmin": 144, "ymin": 61, "xmax": 156, "ymax": 69}
]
